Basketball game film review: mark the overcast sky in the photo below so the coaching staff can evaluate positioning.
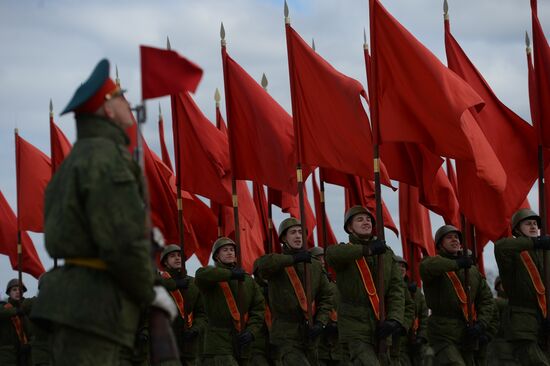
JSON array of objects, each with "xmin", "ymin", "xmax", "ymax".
[{"xmin": 0, "ymin": 0, "xmax": 548, "ymax": 297}]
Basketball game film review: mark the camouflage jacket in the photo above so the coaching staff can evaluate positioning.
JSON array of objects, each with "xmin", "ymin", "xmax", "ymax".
[
  {"xmin": 31, "ymin": 115, "xmax": 155, "ymax": 348},
  {"xmin": 0, "ymin": 298, "xmax": 32, "ymax": 348}
]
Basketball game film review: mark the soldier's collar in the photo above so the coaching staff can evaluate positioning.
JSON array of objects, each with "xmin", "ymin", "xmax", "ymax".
[
  {"xmin": 349, "ymin": 233, "xmax": 376, "ymax": 245},
  {"xmin": 76, "ymin": 114, "xmax": 130, "ymax": 146}
]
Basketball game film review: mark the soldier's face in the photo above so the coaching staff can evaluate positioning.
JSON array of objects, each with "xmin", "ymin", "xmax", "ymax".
[
  {"xmin": 398, "ymin": 263, "xmax": 407, "ymax": 278},
  {"xmin": 284, "ymin": 226, "xmax": 303, "ymax": 249},
  {"xmin": 349, "ymin": 214, "xmax": 373, "ymax": 237},
  {"xmin": 104, "ymin": 96, "xmax": 134, "ymax": 129},
  {"xmin": 8, "ymin": 286, "xmax": 20, "ymax": 301},
  {"xmin": 518, "ymin": 219, "xmax": 539, "ymax": 238},
  {"xmin": 216, "ymin": 245, "xmax": 236, "ymax": 264},
  {"xmin": 440, "ymin": 232, "xmax": 461, "ymax": 255},
  {"xmin": 165, "ymin": 251, "xmax": 182, "ymax": 270}
]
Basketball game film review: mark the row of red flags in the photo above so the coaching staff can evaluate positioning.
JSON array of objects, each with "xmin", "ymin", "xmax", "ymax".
[{"xmin": 1, "ymin": 0, "xmax": 549, "ymax": 280}]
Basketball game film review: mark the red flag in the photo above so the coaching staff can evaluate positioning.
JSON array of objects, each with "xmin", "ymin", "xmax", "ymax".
[
  {"xmin": 158, "ymin": 111, "xmax": 174, "ymax": 172},
  {"xmin": 0, "ymin": 191, "xmax": 45, "ymax": 278},
  {"xmin": 15, "ymin": 134, "xmax": 51, "ymax": 232},
  {"xmin": 370, "ymin": 0, "xmax": 505, "ymax": 192},
  {"xmin": 49, "ymin": 116, "xmax": 71, "ymax": 173},
  {"xmin": 445, "ymin": 17, "xmax": 538, "ymax": 241},
  {"xmin": 253, "ymin": 183, "xmax": 280, "ymax": 254},
  {"xmin": 174, "ymin": 93, "xmax": 232, "ymax": 206},
  {"xmin": 140, "ymin": 45, "xmax": 203, "ymax": 100},
  {"xmin": 285, "ymin": 25, "xmax": 392, "ymax": 186},
  {"xmin": 312, "ymin": 174, "xmax": 338, "ymax": 247},
  {"xmin": 221, "ymin": 49, "xmax": 302, "ymax": 194}
]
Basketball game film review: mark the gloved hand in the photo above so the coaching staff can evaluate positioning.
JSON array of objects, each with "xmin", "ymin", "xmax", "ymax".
[
  {"xmin": 182, "ymin": 328, "xmax": 199, "ymax": 341},
  {"xmin": 533, "ymin": 236, "xmax": 550, "ymax": 250},
  {"xmin": 324, "ymin": 322, "xmax": 338, "ymax": 336},
  {"xmin": 376, "ymin": 319, "xmax": 402, "ymax": 339},
  {"xmin": 237, "ymin": 330, "xmax": 255, "ymax": 347},
  {"xmin": 455, "ymin": 256, "xmax": 473, "ymax": 269},
  {"xmin": 230, "ymin": 267, "xmax": 246, "ymax": 281},
  {"xmin": 151, "ymin": 285, "xmax": 178, "ymax": 321},
  {"xmin": 308, "ymin": 321, "xmax": 325, "ymax": 340},
  {"xmin": 542, "ymin": 318, "xmax": 550, "ymax": 335},
  {"xmin": 174, "ymin": 278, "xmax": 190, "ymax": 290},
  {"xmin": 362, "ymin": 239, "xmax": 387, "ymax": 256},
  {"xmin": 466, "ymin": 321, "xmax": 485, "ymax": 338},
  {"xmin": 292, "ymin": 251, "xmax": 312, "ymax": 264},
  {"xmin": 15, "ymin": 308, "xmax": 25, "ymax": 316},
  {"xmin": 407, "ymin": 282, "xmax": 418, "ymax": 294},
  {"xmin": 137, "ymin": 332, "xmax": 149, "ymax": 344}
]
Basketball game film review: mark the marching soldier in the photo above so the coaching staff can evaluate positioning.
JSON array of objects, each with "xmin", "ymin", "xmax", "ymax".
[
  {"xmin": 195, "ymin": 237, "xmax": 264, "ymax": 365},
  {"xmin": 255, "ymin": 218, "xmax": 332, "ymax": 365},
  {"xmin": 309, "ymin": 246, "xmax": 342, "ymax": 366},
  {"xmin": 325, "ymin": 205, "xmax": 405, "ymax": 365},
  {"xmin": 30, "ymin": 59, "xmax": 177, "ymax": 365},
  {"xmin": 420, "ymin": 225, "xmax": 494, "ymax": 366},
  {"xmin": 158, "ymin": 244, "xmax": 207, "ymax": 366},
  {"xmin": 250, "ymin": 261, "xmax": 276, "ymax": 366},
  {"xmin": 494, "ymin": 209, "xmax": 550, "ymax": 365},
  {"xmin": 0, "ymin": 279, "xmax": 31, "ymax": 366}
]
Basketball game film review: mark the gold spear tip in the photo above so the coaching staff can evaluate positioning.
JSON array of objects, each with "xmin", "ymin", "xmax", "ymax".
[
  {"xmin": 261, "ymin": 73, "xmax": 268, "ymax": 89},
  {"xmin": 49, "ymin": 98, "xmax": 53, "ymax": 113},
  {"xmin": 525, "ymin": 31, "xmax": 531, "ymax": 48},
  {"xmin": 214, "ymin": 88, "xmax": 221, "ymax": 103},
  {"xmin": 284, "ymin": 0, "xmax": 290, "ymax": 24},
  {"xmin": 312, "ymin": 38, "xmax": 316, "ymax": 51},
  {"xmin": 14, "ymin": 128, "xmax": 19, "ymax": 134},
  {"xmin": 443, "ymin": 0, "xmax": 449, "ymax": 19},
  {"xmin": 158, "ymin": 103, "xmax": 162, "ymax": 117},
  {"xmin": 220, "ymin": 22, "xmax": 226, "ymax": 46},
  {"xmin": 115, "ymin": 65, "xmax": 120, "ymax": 86},
  {"xmin": 167, "ymin": 36, "xmax": 171, "ymax": 50}
]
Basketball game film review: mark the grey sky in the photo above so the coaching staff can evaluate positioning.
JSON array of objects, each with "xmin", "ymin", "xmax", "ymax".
[{"xmin": 0, "ymin": 0, "xmax": 548, "ymax": 297}]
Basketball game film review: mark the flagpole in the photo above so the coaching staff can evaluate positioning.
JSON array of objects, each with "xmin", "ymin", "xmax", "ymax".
[
  {"xmin": 284, "ymin": 1, "xmax": 313, "ymax": 328},
  {"xmin": 365, "ymin": 8, "xmax": 387, "ymax": 353},
  {"xmin": 214, "ymin": 89, "xmax": 225, "ymax": 238},
  {"xmin": 14, "ymin": 128, "xmax": 22, "ymax": 288},
  {"xmin": 319, "ymin": 169, "xmax": 330, "ymax": 271},
  {"xmin": 48, "ymin": 100, "xmax": 58, "ymax": 269},
  {"xmin": 260, "ymin": 74, "xmax": 273, "ymax": 254}
]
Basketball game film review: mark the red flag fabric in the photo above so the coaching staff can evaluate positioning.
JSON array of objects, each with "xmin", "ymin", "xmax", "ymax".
[
  {"xmin": 285, "ymin": 25, "xmax": 392, "ymax": 186},
  {"xmin": 140, "ymin": 45, "xmax": 203, "ymax": 100},
  {"xmin": 175, "ymin": 93, "xmax": 232, "ymax": 206},
  {"xmin": 221, "ymin": 48, "xmax": 301, "ymax": 194},
  {"xmin": 0, "ymin": 190, "xmax": 45, "ymax": 278},
  {"xmin": 370, "ymin": 0, "xmax": 506, "ymax": 193},
  {"xmin": 16, "ymin": 134, "xmax": 51, "ymax": 232},
  {"xmin": 312, "ymin": 174, "xmax": 338, "ymax": 247},
  {"xmin": 158, "ymin": 113, "xmax": 174, "ymax": 172},
  {"xmin": 445, "ymin": 17, "xmax": 538, "ymax": 241},
  {"xmin": 49, "ymin": 117, "xmax": 71, "ymax": 173},
  {"xmin": 253, "ymin": 183, "xmax": 280, "ymax": 254}
]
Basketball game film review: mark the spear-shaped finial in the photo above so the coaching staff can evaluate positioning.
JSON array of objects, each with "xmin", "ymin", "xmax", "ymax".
[
  {"xmin": 526, "ymin": 31, "xmax": 532, "ymax": 54},
  {"xmin": 214, "ymin": 88, "xmax": 221, "ymax": 106},
  {"xmin": 167, "ymin": 36, "xmax": 171, "ymax": 50},
  {"xmin": 284, "ymin": 0, "xmax": 290, "ymax": 24},
  {"xmin": 220, "ymin": 22, "xmax": 226, "ymax": 46},
  {"xmin": 49, "ymin": 99, "xmax": 53, "ymax": 117},
  {"xmin": 363, "ymin": 27, "xmax": 369, "ymax": 50},
  {"xmin": 261, "ymin": 73, "xmax": 268, "ymax": 90},
  {"xmin": 312, "ymin": 38, "xmax": 316, "ymax": 51},
  {"xmin": 115, "ymin": 65, "xmax": 120, "ymax": 87},
  {"xmin": 14, "ymin": 128, "xmax": 18, "ymax": 135},
  {"xmin": 159, "ymin": 103, "xmax": 162, "ymax": 118},
  {"xmin": 444, "ymin": 0, "xmax": 449, "ymax": 20}
]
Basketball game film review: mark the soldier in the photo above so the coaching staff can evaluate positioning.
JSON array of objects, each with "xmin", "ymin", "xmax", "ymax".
[
  {"xmin": 309, "ymin": 246, "xmax": 341, "ymax": 366},
  {"xmin": 158, "ymin": 244, "xmax": 207, "ymax": 366},
  {"xmin": 250, "ymin": 260, "xmax": 276, "ymax": 366},
  {"xmin": 30, "ymin": 59, "xmax": 177, "ymax": 365},
  {"xmin": 494, "ymin": 208, "xmax": 550, "ymax": 365},
  {"xmin": 0, "ymin": 279, "xmax": 31, "ymax": 366},
  {"xmin": 255, "ymin": 218, "xmax": 332, "ymax": 365},
  {"xmin": 195, "ymin": 237, "xmax": 264, "ymax": 365},
  {"xmin": 420, "ymin": 225, "xmax": 494, "ymax": 366},
  {"xmin": 325, "ymin": 205, "xmax": 405, "ymax": 365},
  {"xmin": 406, "ymin": 280, "xmax": 429, "ymax": 366}
]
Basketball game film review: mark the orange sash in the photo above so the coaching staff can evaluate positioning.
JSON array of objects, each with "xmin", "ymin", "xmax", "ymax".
[
  {"xmin": 160, "ymin": 271, "xmax": 193, "ymax": 327},
  {"xmin": 355, "ymin": 258, "xmax": 380, "ymax": 320},
  {"xmin": 265, "ymin": 304, "xmax": 273, "ymax": 330},
  {"xmin": 329, "ymin": 309, "xmax": 338, "ymax": 322},
  {"xmin": 219, "ymin": 281, "xmax": 248, "ymax": 331},
  {"xmin": 285, "ymin": 266, "xmax": 309, "ymax": 314},
  {"xmin": 520, "ymin": 250, "xmax": 547, "ymax": 318},
  {"xmin": 412, "ymin": 317, "xmax": 419, "ymax": 333},
  {"xmin": 3, "ymin": 303, "xmax": 28, "ymax": 344},
  {"xmin": 446, "ymin": 271, "xmax": 477, "ymax": 321}
]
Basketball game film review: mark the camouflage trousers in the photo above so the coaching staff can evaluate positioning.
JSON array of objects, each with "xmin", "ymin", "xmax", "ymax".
[
  {"xmin": 511, "ymin": 340, "xmax": 550, "ymax": 366},
  {"xmin": 432, "ymin": 342, "xmax": 474, "ymax": 366},
  {"xmin": 340, "ymin": 340, "xmax": 390, "ymax": 366}
]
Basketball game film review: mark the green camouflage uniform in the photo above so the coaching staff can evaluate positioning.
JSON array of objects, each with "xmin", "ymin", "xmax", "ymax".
[
  {"xmin": 420, "ymin": 251, "xmax": 494, "ymax": 366},
  {"xmin": 390, "ymin": 279, "xmax": 415, "ymax": 366},
  {"xmin": 195, "ymin": 262, "xmax": 264, "ymax": 365},
  {"xmin": 404, "ymin": 287, "xmax": 429, "ymax": 366},
  {"xmin": 494, "ymin": 235, "xmax": 550, "ymax": 365},
  {"xmin": 255, "ymin": 247, "xmax": 332, "ymax": 365},
  {"xmin": 159, "ymin": 269, "xmax": 207, "ymax": 366},
  {"xmin": 325, "ymin": 236, "xmax": 406, "ymax": 366},
  {"xmin": 31, "ymin": 116, "xmax": 155, "ymax": 366},
  {"xmin": 486, "ymin": 295, "xmax": 519, "ymax": 366},
  {"xmin": 318, "ymin": 276, "xmax": 342, "ymax": 366},
  {"xmin": 0, "ymin": 296, "xmax": 32, "ymax": 366},
  {"xmin": 24, "ymin": 297, "xmax": 51, "ymax": 366}
]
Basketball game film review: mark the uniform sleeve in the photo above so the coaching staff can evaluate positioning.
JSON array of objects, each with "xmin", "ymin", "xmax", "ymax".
[
  {"xmin": 403, "ymin": 285, "xmax": 416, "ymax": 331},
  {"xmin": 419, "ymin": 255, "xmax": 459, "ymax": 284},
  {"xmin": 485, "ymin": 298, "xmax": 499, "ymax": 337},
  {"xmin": 157, "ymin": 273, "xmax": 177, "ymax": 291},
  {"xmin": 245, "ymin": 278, "xmax": 265, "ymax": 337},
  {"xmin": 313, "ymin": 263, "xmax": 333, "ymax": 326},
  {"xmin": 189, "ymin": 282, "xmax": 208, "ymax": 334},
  {"xmin": 83, "ymin": 149, "xmax": 154, "ymax": 305},
  {"xmin": 474, "ymin": 273, "xmax": 496, "ymax": 329},
  {"xmin": 256, "ymin": 253, "xmax": 294, "ymax": 279},
  {"xmin": 325, "ymin": 244, "xmax": 363, "ymax": 269},
  {"xmin": 0, "ymin": 303, "xmax": 17, "ymax": 319},
  {"xmin": 195, "ymin": 266, "xmax": 232, "ymax": 290},
  {"xmin": 494, "ymin": 237, "xmax": 533, "ymax": 269},
  {"xmin": 386, "ymin": 255, "xmax": 406, "ymax": 325},
  {"xmin": 416, "ymin": 292, "xmax": 429, "ymax": 340}
]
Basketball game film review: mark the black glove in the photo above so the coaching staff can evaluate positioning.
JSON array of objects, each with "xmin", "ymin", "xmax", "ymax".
[
  {"xmin": 15, "ymin": 308, "xmax": 25, "ymax": 316},
  {"xmin": 533, "ymin": 236, "xmax": 550, "ymax": 250},
  {"xmin": 237, "ymin": 330, "xmax": 254, "ymax": 347},
  {"xmin": 292, "ymin": 251, "xmax": 312, "ymax": 264},
  {"xmin": 308, "ymin": 321, "xmax": 325, "ymax": 340},
  {"xmin": 466, "ymin": 321, "xmax": 485, "ymax": 338},
  {"xmin": 324, "ymin": 322, "xmax": 338, "ymax": 336},
  {"xmin": 542, "ymin": 318, "xmax": 550, "ymax": 335},
  {"xmin": 19, "ymin": 343, "xmax": 31, "ymax": 354},
  {"xmin": 376, "ymin": 319, "xmax": 402, "ymax": 339},
  {"xmin": 174, "ymin": 278, "xmax": 190, "ymax": 290},
  {"xmin": 407, "ymin": 282, "xmax": 418, "ymax": 294},
  {"xmin": 455, "ymin": 256, "xmax": 473, "ymax": 269},
  {"xmin": 137, "ymin": 332, "xmax": 149, "ymax": 344},
  {"xmin": 230, "ymin": 267, "xmax": 246, "ymax": 281},
  {"xmin": 363, "ymin": 240, "xmax": 387, "ymax": 256},
  {"xmin": 182, "ymin": 328, "xmax": 199, "ymax": 341},
  {"xmin": 410, "ymin": 336, "xmax": 427, "ymax": 353}
]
